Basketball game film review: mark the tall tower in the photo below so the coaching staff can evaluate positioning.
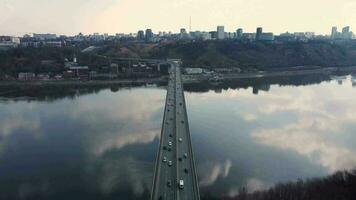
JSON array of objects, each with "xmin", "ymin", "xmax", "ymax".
[
  {"xmin": 236, "ymin": 28, "xmax": 243, "ymax": 39},
  {"xmin": 145, "ymin": 29, "xmax": 153, "ymax": 42},
  {"xmin": 331, "ymin": 26, "xmax": 337, "ymax": 39},
  {"xmin": 217, "ymin": 26, "xmax": 225, "ymax": 40},
  {"xmin": 256, "ymin": 27, "xmax": 263, "ymax": 40}
]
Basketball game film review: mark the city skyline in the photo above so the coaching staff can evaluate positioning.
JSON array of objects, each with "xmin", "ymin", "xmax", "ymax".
[{"xmin": 1, "ymin": 0, "xmax": 356, "ymax": 36}]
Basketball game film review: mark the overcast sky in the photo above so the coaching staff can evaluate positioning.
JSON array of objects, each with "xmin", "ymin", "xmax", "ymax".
[{"xmin": 1, "ymin": 0, "xmax": 355, "ymax": 36}]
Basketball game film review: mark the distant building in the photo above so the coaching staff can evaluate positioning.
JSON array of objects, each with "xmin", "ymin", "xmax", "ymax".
[
  {"xmin": 242, "ymin": 33, "xmax": 256, "ymax": 41},
  {"xmin": 69, "ymin": 66, "xmax": 89, "ymax": 78},
  {"xmin": 201, "ymin": 32, "xmax": 212, "ymax": 40},
  {"xmin": 217, "ymin": 26, "xmax": 225, "ymax": 40},
  {"xmin": 33, "ymin": 33, "xmax": 57, "ymax": 40},
  {"xmin": 145, "ymin": 29, "xmax": 154, "ymax": 42},
  {"xmin": 342, "ymin": 26, "xmax": 352, "ymax": 39},
  {"xmin": 210, "ymin": 31, "xmax": 217, "ymax": 40},
  {"xmin": 43, "ymin": 41, "xmax": 64, "ymax": 47},
  {"xmin": 0, "ymin": 36, "xmax": 20, "ymax": 48},
  {"xmin": 185, "ymin": 68, "xmax": 203, "ymax": 75},
  {"xmin": 259, "ymin": 33, "xmax": 274, "ymax": 41},
  {"xmin": 342, "ymin": 26, "xmax": 350, "ymax": 34},
  {"xmin": 331, "ymin": 26, "xmax": 338, "ymax": 39},
  {"xmin": 330, "ymin": 26, "xmax": 353, "ymax": 40},
  {"xmin": 180, "ymin": 28, "xmax": 189, "ymax": 39},
  {"xmin": 236, "ymin": 28, "xmax": 243, "ymax": 39},
  {"xmin": 18, "ymin": 72, "xmax": 35, "ymax": 81},
  {"xmin": 137, "ymin": 30, "xmax": 145, "ymax": 41},
  {"xmin": 256, "ymin": 27, "xmax": 263, "ymax": 40},
  {"xmin": 110, "ymin": 63, "xmax": 119, "ymax": 74}
]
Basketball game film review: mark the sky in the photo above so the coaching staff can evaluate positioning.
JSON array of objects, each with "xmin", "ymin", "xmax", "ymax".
[{"xmin": 1, "ymin": 0, "xmax": 356, "ymax": 36}]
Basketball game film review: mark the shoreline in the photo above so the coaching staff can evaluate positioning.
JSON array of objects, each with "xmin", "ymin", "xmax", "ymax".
[{"xmin": 1, "ymin": 66, "xmax": 356, "ymax": 87}]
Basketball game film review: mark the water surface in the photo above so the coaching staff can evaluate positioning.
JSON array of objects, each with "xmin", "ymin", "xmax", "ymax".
[{"xmin": 1, "ymin": 76, "xmax": 356, "ymax": 199}]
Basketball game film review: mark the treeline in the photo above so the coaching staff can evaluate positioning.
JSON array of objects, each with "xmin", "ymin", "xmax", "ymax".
[
  {"xmin": 224, "ymin": 169, "xmax": 356, "ymax": 200},
  {"xmin": 0, "ymin": 47, "xmax": 79, "ymax": 76},
  {"xmin": 149, "ymin": 40, "xmax": 356, "ymax": 69},
  {"xmin": 2, "ymin": 40, "xmax": 356, "ymax": 77}
]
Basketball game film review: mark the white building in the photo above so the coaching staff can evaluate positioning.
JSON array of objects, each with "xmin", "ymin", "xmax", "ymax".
[
  {"xmin": 217, "ymin": 26, "xmax": 225, "ymax": 40},
  {"xmin": 33, "ymin": 33, "xmax": 57, "ymax": 40},
  {"xmin": 18, "ymin": 72, "xmax": 35, "ymax": 80},
  {"xmin": 185, "ymin": 68, "xmax": 203, "ymax": 75},
  {"xmin": 0, "ymin": 36, "xmax": 20, "ymax": 48},
  {"xmin": 259, "ymin": 33, "xmax": 274, "ymax": 41}
]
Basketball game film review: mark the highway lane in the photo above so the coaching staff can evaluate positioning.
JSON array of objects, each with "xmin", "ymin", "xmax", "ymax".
[
  {"xmin": 151, "ymin": 67, "xmax": 177, "ymax": 200},
  {"xmin": 151, "ymin": 61, "xmax": 200, "ymax": 200},
  {"xmin": 174, "ymin": 64, "xmax": 200, "ymax": 200}
]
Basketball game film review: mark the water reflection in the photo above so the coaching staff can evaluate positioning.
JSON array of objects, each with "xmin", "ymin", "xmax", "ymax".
[
  {"xmin": 0, "ymin": 88, "xmax": 165, "ymax": 200},
  {"xmin": 186, "ymin": 75, "xmax": 356, "ymax": 198},
  {"xmin": 0, "ymin": 74, "xmax": 356, "ymax": 199}
]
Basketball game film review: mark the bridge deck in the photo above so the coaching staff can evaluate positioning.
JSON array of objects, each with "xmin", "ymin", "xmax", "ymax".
[{"xmin": 151, "ymin": 62, "xmax": 200, "ymax": 200}]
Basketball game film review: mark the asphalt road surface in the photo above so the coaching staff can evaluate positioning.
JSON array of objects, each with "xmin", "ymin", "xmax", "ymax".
[{"xmin": 151, "ymin": 62, "xmax": 200, "ymax": 200}]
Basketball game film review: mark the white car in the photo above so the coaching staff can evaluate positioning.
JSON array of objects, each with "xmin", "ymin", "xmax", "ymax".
[
  {"xmin": 179, "ymin": 180, "xmax": 184, "ymax": 189},
  {"xmin": 168, "ymin": 161, "xmax": 172, "ymax": 166},
  {"xmin": 162, "ymin": 157, "xmax": 167, "ymax": 163},
  {"xmin": 168, "ymin": 141, "xmax": 172, "ymax": 146},
  {"xmin": 183, "ymin": 153, "xmax": 188, "ymax": 158},
  {"xmin": 179, "ymin": 138, "xmax": 183, "ymax": 142}
]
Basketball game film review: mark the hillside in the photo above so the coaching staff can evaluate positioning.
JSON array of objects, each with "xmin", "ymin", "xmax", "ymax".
[
  {"xmin": 147, "ymin": 40, "xmax": 356, "ymax": 70},
  {"xmin": 1, "ymin": 40, "xmax": 356, "ymax": 77}
]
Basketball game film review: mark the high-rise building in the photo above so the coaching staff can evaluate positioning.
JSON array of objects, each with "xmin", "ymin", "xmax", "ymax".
[
  {"xmin": 342, "ymin": 26, "xmax": 352, "ymax": 39},
  {"xmin": 137, "ymin": 30, "xmax": 145, "ymax": 41},
  {"xmin": 145, "ymin": 29, "xmax": 153, "ymax": 42},
  {"xmin": 236, "ymin": 28, "xmax": 243, "ymax": 39},
  {"xmin": 209, "ymin": 31, "xmax": 217, "ymax": 40},
  {"xmin": 217, "ymin": 26, "xmax": 225, "ymax": 40},
  {"xmin": 180, "ymin": 28, "xmax": 188, "ymax": 39},
  {"xmin": 33, "ymin": 33, "xmax": 57, "ymax": 40},
  {"xmin": 256, "ymin": 27, "xmax": 263, "ymax": 40},
  {"xmin": 331, "ymin": 26, "xmax": 338, "ymax": 39},
  {"xmin": 342, "ymin": 26, "xmax": 350, "ymax": 34}
]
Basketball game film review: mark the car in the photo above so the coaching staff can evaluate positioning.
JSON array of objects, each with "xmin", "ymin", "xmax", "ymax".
[
  {"xmin": 168, "ymin": 148, "xmax": 172, "ymax": 152},
  {"xmin": 184, "ymin": 168, "xmax": 188, "ymax": 174},
  {"xmin": 168, "ymin": 141, "xmax": 172, "ymax": 146},
  {"xmin": 163, "ymin": 146, "xmax": 167, "ymax": 150},
  {"xmin": 168, "ymin": 161, "xmax": 172, "ymax": 166},
  {"xmin": 178, "ymin": 157, "xmax": 182, "ymax": 162},
  {"xmin": 179, "ymin": 180, "xmax": 184, "ymax": 189},
  {"xmin": 167, "ymin": 180, "xmax": 172, "ymax": 187},
  {"xmin": 183, "ymin": 153, "xmax": 188, "ymax": 158},
  {"xmin": 162, "ymin": 157, "xmax": 167, "ymax": 163},
  {"xmin": 181, "ymin": 120, "xmax": 185, "ymax": 124},
  {"xmin": 169, "ymin": 134, "xmax": 173, "ymax": 137},
  {"xmin": 179, "ymin": 138, "xmax": 183, "ymax": 142}
]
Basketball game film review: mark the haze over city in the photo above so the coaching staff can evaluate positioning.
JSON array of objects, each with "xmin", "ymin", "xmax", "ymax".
[
  {"xmin": 1, "ymin": 0, "xmax": 356, "ymax": 36},
  {"xmin": 1, "ymin": 0, "xmax": 356, "ymax": 200}
]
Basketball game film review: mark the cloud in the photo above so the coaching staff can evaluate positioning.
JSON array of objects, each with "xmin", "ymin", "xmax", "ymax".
[
  {"xmin": 252, "ymin": 125, "xmax": 356, "ymax": 172},
  {"xmin": 199, "ymin": 160, "xmax": 232, "ymax": 186},
  {"xmin": 96, "ymin": 156, "xmax": 151, "ymax": 196},
  {"xmin": 92, "ymin": 129, "xmax": 160, "ymax": 155},
  {"xmin": 228, "ymin": 178, "xmax": 270, "ymax": 197}
]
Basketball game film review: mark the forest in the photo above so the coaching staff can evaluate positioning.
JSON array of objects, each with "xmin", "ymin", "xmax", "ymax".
[{"xmin": 220, "ymin": 168, "xmax": 356, "ymax": 200}]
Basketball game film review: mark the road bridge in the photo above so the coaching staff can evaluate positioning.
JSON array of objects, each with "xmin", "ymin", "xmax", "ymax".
[{"xmin": 151, "ymin": 61, "xmax": 200, "ymax": 200}]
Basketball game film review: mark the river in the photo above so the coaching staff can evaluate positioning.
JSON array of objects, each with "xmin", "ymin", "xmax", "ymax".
[{"xmin": 0, "ymin": 74, "xmax": 356, "ymax": 199}]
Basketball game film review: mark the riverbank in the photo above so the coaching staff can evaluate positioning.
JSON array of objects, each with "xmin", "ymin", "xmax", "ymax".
[
  {"xmin": 1, "ymin": 66, "xmax": 356, "ymax": 87},
  {"xmin": 0, "ymin": 77, "xmax": 168, "ymax": 87},
  {"xmin": 183, "ymin": 66, "xmax": 356, "ymax": 83}
]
